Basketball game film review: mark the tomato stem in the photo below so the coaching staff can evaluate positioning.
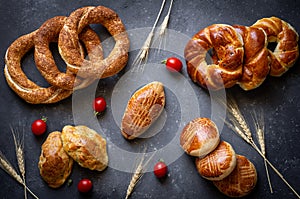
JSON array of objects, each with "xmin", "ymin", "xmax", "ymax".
[
  {"xmin": 161, "ymin": 59, "xmax": 167, "ymax": 64},
  {"xmin": 41, "ymin": 116, "xmax": 47, "ymax": 122}
]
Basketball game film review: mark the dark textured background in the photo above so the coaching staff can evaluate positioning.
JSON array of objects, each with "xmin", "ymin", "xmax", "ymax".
[{"xmin": 0, "ymin": 0, "xmax": 300, "ymax": 198}]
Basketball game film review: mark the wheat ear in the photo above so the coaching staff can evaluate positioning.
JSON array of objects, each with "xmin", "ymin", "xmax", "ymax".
[
  {"xmin": 11, "ymin": 127, "xmax": 27, "ymax": 199},
  {"xmin": 154, "ymin": 0, "xmax": 174, "ymax": 54},
  {"xmin": 224, "ymin": 98, "xmax": 299, "ymax": 198},
  {"xmin": 227, "ymin": 97, "xmax": 254, "ymax": 143},
  {"xmin": 0, "ymin": 151, "xmax": 39, "ymax": 199},
  {"xmin": 252, "ymin": 110, "xmax": 273, "ymax": 193},
  {"xmin": 132, "ymin": 0, "xmax": 166, "ymax": 71},
  {"xmin": 125, "ymin": 155, "xmax": 145, "ymax": 199},
  {"xmin": 125, "ymin": 148, "xmax": 156, "ymax": 199}
]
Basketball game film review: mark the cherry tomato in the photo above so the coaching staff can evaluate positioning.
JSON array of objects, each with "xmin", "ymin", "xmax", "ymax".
[
  {"xmin": 31, "ymin": 117, "xmax": 47, "ymax": 136},
  {"xmin": 154, "ymin": 160, "xmax": 168, "ymax": 178},
  {"xmin": 93, "ymin": 97, "xmax": 107, "ymax": 116},
  {"xmin": 77, "ymin": 179, "xmax": 93, "ymax": 193},
  {"xmin": 162, "ymin": 57, "xmax": 183, "ymax": 72}
]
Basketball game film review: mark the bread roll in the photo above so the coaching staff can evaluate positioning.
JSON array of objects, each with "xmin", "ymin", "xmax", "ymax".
[
  {"xmin": 121, "ymin": 81, "xmax": 165, "ymax": 140},
  {"xmin": 61, "ymin": 125, "xmax": 108, "ymax": 171},
  {"xmin": 195, "ymin": 141, "xmax": 236, "ymax": 181},
  {"xmin": 38, "ymin": 131, "xmax": 73, "ymax": 188},
  {"xmin": 180, "ymin": 118, "xmax": 220, "ymax": 157},
  {"xmin": 213, "ymin": 155, "xmax": 257, "ymax": 197}
]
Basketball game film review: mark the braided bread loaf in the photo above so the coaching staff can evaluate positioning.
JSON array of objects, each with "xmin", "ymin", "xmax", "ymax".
[{"xmin": 185, "ymin": 16, "xmax": 299, "ymax": 91}]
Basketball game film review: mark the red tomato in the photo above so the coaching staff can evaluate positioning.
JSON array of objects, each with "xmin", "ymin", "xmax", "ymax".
[
  {"xmin": 31, "ymin": 118, "xmax": 47, "ymax": 136},
  {"xmin": 77, "ymin": 179, "xmax": 93, "ymax": 193},
  {"xmin": 154, "ymin": 160, "xmax": 168, "ymax": 178},
  {"xmin": 163, "ymin": 57, "xmax": 183, "ymax": 72},
  {"xmin": 93, "ymin": 97, "xmax": 107, "ymax": 115}
]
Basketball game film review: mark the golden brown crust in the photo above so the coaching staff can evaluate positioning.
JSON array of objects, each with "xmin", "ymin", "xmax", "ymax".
[
  {"xmin": 61, "ymin": 125, "xmax": 108, "ymax": 171},
  {"xmin": 4, "ymin": 31, "xmax": 73, "ymax": 104},
  {"xmin": 195, "ymin": 141, "xmax": 236, "ymax": 181},
  {"xmin": 213, "ymin": 155, "xmax": 257, "ymax": 197},
  {"xmin": 121, "ymin": 81, "xmax": 165, "ymax": 140},
  {"xmin": 252, "ymin": 16, "xmax": 299, "ymax": 76},
  {"xmin": 58, "ymin": 6, "xmax": 130, "ymax": 78},
  {"xmin": 180, "ymin": 118, "xmax": 220, "ymax": 157},
  {"xmin": 34, "ymin": 16, "xmax": 103, "ymax": 90},
  {"xmin": 233, "ymin": 25, "xmax": 270, "ymax": 90},
  {"xmin": 184, "ymin": 24, "xmax": 244, "ymax": 90},
  {"xmin": 38, "ymin": 131, "xmax": 73, "ymax": 188}
]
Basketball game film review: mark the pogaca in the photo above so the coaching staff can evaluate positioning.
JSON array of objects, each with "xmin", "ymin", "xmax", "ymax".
[
  {"xmin": 4, "ymin": 6, "xmax": 130, "ymax": 104},
  {"xmin": 185, "ymin": 16, "xmax": 299, "ymax": 91},
  {"xmin": 180, "ymin": 118, "xmax": 257, "ymax": 197}
]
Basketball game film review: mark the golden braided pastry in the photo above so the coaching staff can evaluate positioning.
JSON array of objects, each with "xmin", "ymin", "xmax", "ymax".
[
  {"xmin": 34, "ymin": 16, "xmax": 103, "ymax": 90},
  {"xmin": 233, "ymin": 25, "xmax": 270, "ymax": 90},
  {"xmin": 58, "ymin": 6, "xmax": 130, "ymax": 78},
  {"xmin": 184, "ymin": 24, "xmax": 244, "ymax": 90},
  {"xmin": 186, "ymin": 17, "xmax": 299, "ymax": 90},
  {"xmin": 4, "ymin": 30, "xmax": 73, "ymax": 104},
  {"xmin": 252, "ymin": 17, "xmax": 299, "ymax": 76}
]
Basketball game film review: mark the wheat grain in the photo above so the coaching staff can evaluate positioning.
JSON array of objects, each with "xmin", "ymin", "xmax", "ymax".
[
  {"xmin": 154, "ymin": 0, "xmax": 174, "ymax": 54},
  {"xmin": 132, "ymin": 0, "xmax": 166, "ymax": 72},
  {"xmin": 125, "ymin": 160, "xmax": 144, "ymax": 199},
  {"xmin": 227, "ymin": 97, "xmax": 254, "ymax": 143},
  {"xmin": 11, "ymin": 127, "xmax": 27, "ymax": 199},
  {"xmin": 0, "ymin": 151, "xmax": 23, "ymax": 184},
  {"xmin": 226, "ymin": 104, "xmax": 300, "ymax": 199},
  {"xmin": 252, "ymin": 110, "xmax": 273, "ymax": 193}
]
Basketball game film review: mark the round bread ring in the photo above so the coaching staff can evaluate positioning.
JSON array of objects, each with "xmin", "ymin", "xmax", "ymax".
[
  {"xmin": 252, "ymin": 16, "xmax": 299, "ymax": 76},
  {"xmin": 58, "ymin": 6, "xmax": 130, "ymax": 79},
  {"xmin": 4, "ymin": 30, "xmax": 72, "ymax": 104},
  {"xmin": 195, "ymin": 141, "xmax": 237, "ymax": 181},
  {"xmin": 213, "ymin": 155, "xmax": 257, "ymax": 197},
  {"xmin": 184, "ymin": 24, "xmax": 244, "ymax": 90},
  {"xmin": 34, "ymin": 16, "xmax": 103, "ymax": 90},
  {"xmin": 233, "ymin": 25, "xmax": 270, "ymax": 90}
]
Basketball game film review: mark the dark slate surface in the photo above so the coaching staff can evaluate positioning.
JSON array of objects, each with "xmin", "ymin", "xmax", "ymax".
[{"xmin": 0, "ymin": 0, "xmax": 300, "ymax": 198}]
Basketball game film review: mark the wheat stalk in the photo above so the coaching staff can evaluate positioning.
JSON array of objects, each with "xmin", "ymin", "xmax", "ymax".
[
  {"xmin": 0, "ymin": 151, "xmax": 39, "ymax": 199},
  {"xmin": 125, "ymin": 155, "xmax": 145, "ymax": 199},
  {"xmin": 132, "ymin": 0, "xmax": 166, "ymax": 72},
  {"xmin": 224, "ymin": 97, "xmax": 300, "ymax": 198},
  {"xmin": 227, "ymin": 97, "xmax": 254, "ymax": 143},
  {"xmin": 11, "ymin": 127, "xmax": 27, "ymax": 199},
  {"xmin": 154, "ymin": 0, "xmax": 174, "ymax": 53},
  {"xmin": 227, "ymin": 121, "xmax": 300, "ymax": 198},
  {"xmin": 125, "ymin": 148, "xmax": 156, "ymax": 199},
  {"xmin": 252, "ymin": 110, "xmax": 273, "ymax": 193}
]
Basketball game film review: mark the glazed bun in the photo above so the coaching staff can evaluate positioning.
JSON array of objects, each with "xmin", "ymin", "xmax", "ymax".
[
  {"xmin": 213, "ymin": 155, "xmax": 257, "ymax": 197},
  {"xmin": 195, "ymin": 141, "xmax": 237, "ymax": 181},
  {"xmin": 180, "ymin": 118, "xmax": 220, "ymax": 158}
]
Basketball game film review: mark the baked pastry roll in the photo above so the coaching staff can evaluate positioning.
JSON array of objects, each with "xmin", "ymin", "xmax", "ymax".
[
  {"xmin": 61, "ymin": 125, "xmax": 108, "ymax": 171},
  {"xmin": 213, "ymin": 155, "xmax": 257, "ymax": 197},
  {"xmin": 121, "ymin": 81, "xmax": 165, "ymax": 140},
  {"xmin": 38, "ymin": 131, "xmax": 73, "ymax": 188},
  {"xmin": 180, "ymin": 118, "xmax": 220, "ymax": 158},
  {"xmin": 195, "ymin": 141, "xmax": 236, "ymax": 181}
]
